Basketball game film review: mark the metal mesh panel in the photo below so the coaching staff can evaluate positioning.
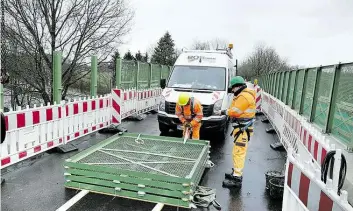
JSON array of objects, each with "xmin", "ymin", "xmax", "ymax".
[
  {"xmin": 151, "ymin": 64, "xmax": 162, "ymax": 88},
  {"xmin": 313, "ymin": 66, "xmax": 335, "ymax": 128},
  {"xmin": 288, "ymin": 71, "xmax": 296, "ymax": 106},
  {"xmin": 138, "ymin": 63, "xmax": 150, "ymax": 89},
  {"xmin": 161, "ymin": 66, "xmax": 170, "ymax": 80},
  {"xmin": 283, "ymin": 72, "xmax": 290, "ymax": 103},
  {"xmin": 121, "ymin": 60, "xmax": 137, "ymax": 89},
  {"xmin": 275, "ymin": 73, "xmax": 281, "ymax": 98},
  {"xmin": 278, "ymin": 72, "xmax": 284, "ymax": 100},
  {"xmin": 303, "ymin": 68, "xmax": 317, "ymax": 118},
  {"xmin": 332, "ymin": 63, "xmax": 353, "ymax": 146},
  {"xmin": 294, "ymin": 69, "xmax": 305, "ymax": 111},
  {"xmin": 77, "ymin": 136, "xmax": 205, "ymax": 177}
]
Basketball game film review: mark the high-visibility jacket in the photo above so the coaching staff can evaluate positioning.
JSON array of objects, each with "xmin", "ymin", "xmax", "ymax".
[
  {"xmin": 226, "ymin": 88, "xmax": 256, "ymax": 120},
  {"xmin": 175, "ymin": 97, "xmax": 203, "ymax": 126}
]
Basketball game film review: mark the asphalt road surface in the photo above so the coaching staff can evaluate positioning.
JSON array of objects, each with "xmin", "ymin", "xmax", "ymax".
[{"xmin": 1, "ymin": 113, "xmax": 286, "ymax": 211}]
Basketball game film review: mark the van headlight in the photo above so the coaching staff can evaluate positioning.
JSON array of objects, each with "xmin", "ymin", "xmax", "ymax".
[
  {"xmin": 213, "ymin": 100, "xmax": 222, "ymax": 114},
  {"xmin": 159, "ymin": 96, "xmax": 165, "ymax": 111}
]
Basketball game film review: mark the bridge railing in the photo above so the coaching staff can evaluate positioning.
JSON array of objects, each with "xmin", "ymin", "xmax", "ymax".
[{"xmin": 254, "ymin": 62, "xmax": 353, "ymax": 151}]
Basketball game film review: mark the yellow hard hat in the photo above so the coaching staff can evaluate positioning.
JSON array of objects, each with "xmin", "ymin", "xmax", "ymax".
[{"xmin": 178, "ymin": 93, "xmax": 190, "ymax": 106}]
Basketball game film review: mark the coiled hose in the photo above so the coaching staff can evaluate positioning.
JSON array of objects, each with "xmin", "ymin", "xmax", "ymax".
[{"xmin": 321, "ymin": 150, "xmax": 347, "ymax": 194}]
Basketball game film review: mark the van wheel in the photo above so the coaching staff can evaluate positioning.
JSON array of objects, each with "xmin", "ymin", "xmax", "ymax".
[{"xmin": 217, "ymin": 125, "xmax": 228, "ymax": 141}]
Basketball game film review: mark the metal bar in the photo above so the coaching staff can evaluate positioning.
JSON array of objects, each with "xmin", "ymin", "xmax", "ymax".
[
  {"xmin": 83, "ymin": 161, "xmax": 195, "ymax": 165},
  {"xmin": 98, "ymin": 150, "xmax": 180, "ymax": 177},
  {"xmin": 299, "ymin": 69, "xmax": 309, "ymax": 115},
  {"xmin": 56, "ymin": 190, "xmax": 89, "ymax": 211},
  {"xmin": 152, "ymin": 203, "xmax": 165, "ymax": 211},
  {"xmin": 90, "ymin": 56, "xmax": 98, "ymax": 97},
  {"xmin": 0, "ymin": 84, "xmax": 3, "ymax": 110},
  {"xmin": 53, "ymin": 51, "xmax": 62, "ymax": 104},
  {"xmin": 310, "ymin": 66, "xmax": 322, "ymax": 122},
  {"xmin": 325, "ymin": 64, "xmax": 341, "ymax": 133},
  {"xmin": 101, "ymin": 148, "xmax": 197, "ymax": 161},
  {"xmin": 136, "ymin": 61, "xmax": 140, "ymax": 89},
  {"xmin": 66, "ymin": 168, "xmax": 187, "ymax": 190}
]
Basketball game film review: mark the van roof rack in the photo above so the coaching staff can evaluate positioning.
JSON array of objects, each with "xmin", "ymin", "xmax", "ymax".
[{"xmin": 182, "ymin": 48, "xmax": 233, "ymax": 59}]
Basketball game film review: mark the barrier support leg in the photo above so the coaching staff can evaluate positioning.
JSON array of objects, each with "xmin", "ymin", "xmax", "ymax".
[{"xmin": 266, "ymin": 127, "xmax": 275, "ymax": 133}]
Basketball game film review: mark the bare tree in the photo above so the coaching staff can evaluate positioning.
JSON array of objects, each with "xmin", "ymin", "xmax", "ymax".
[
  {"xmin": 190, "ymin": 38, "xmax": 229, "ymax": 50},
  {"xmin": 237, "ymin": 43, "xmax": 290, "ymax": 79},
  {"xmin": 4, "ymin": 0, "xmax": 134, "ymax": 104}
]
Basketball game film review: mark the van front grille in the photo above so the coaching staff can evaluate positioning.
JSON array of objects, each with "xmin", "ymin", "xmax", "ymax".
[{"xmin": 165, "ymin": 102, "xmax": 214, "ymax": 117}]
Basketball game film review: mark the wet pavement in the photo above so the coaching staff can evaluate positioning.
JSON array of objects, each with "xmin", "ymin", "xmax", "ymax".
[{"xmin": 1, "ymin": 113, "xmax": 286, "ymax": 211}]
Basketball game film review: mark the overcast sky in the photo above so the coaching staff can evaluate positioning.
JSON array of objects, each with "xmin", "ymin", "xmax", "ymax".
[{"xmin": 119, "ymin": 0, "xmax": 353, "ymax": 67}]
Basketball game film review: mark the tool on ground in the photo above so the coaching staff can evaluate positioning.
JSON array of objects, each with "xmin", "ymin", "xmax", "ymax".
[
  {"xmin": 191, "ymin": 186, "xmax": 222, "ymax": 210},
  {"xmin": 183, "ymin": 125, "xmax": 192, "ymax": 144},
  {"xmin": 135, "ymin": 134, "xmax": 144, "ymax": 144}
]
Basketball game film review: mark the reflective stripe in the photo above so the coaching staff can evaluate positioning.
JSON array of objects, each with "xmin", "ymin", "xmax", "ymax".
[
  {"xmin": 231, "ymin": 107, "xmax": 243, "ymax": 113},
  {"xmin": 235, "ymin": 142, "xmax": 246, "ymax": 147},
  {"xmin": 244, "ymin": 109, "xmax": 256, "ymax": 113},
  {"xmin": 196, "ymin": 112, "xmax": 202, "ymax": 115}
]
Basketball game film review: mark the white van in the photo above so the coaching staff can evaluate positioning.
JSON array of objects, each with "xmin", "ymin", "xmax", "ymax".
[{"xmin": 158, "ymin": 45, "xmax": 237, "ymax": 140}]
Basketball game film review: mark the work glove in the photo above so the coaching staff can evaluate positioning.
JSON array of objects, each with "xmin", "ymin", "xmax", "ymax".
[
  {"xmin": 220, "ymin": 110, "xmax": 227, "ymax": 115},
  {"xmin": 184, "ymin": 122, "xmax": 192, "ymax": 128}
]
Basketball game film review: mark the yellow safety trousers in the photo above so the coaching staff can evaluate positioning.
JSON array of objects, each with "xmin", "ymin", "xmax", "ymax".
[{"xmin": 232, "ymin": 126, "xmax": 254, "ymax": 176}]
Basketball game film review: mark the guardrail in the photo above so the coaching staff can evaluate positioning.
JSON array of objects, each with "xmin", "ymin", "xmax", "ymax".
[{"xmin": 1, "ymin": 88, "xmax": 162, "ymax": 169}]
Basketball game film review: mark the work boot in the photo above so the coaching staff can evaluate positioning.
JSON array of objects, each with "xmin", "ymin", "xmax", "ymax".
[
  {"xmin": 222, "ymin": 175, "xmax": 242, "ymax": 188},
  {"xmin": 224, "ymin": 168, "xmax": 234, "ymax": 179}
]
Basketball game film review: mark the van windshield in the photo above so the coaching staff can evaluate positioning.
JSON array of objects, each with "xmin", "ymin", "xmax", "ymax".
[{"xmin": 167, "ymin": 66, "xmax": 226, "ymax": 91}]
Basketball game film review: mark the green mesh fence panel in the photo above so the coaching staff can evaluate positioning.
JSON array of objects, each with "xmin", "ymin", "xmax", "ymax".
[
  {"xmin": 64, "ymin": 133, "xmax": 210, "ymax": 208},
  {"xmin": 151, "ymin": 64, "xmax": 162, "ymax": 88},
  {"xmin": 294, "ymin": 69, "xmax": 305, "ymax": 111},
  {"xmin": 278, "ymin": 72, "xmax": 284, "ymax": 100},
  {"xmin": 331, "ymin": 63, "xmax": 353, "ymax": 147},
  {"xmin": 161, "ymin": 66, "xmax": 170, "ymax": 80},
  {"xmin": 138, "ymin": 62, "xmax": 150, "ymax": 89},
  {"xmin": 275, "ymin": 73, "xmax": 281, "ymax": 98},
  {"xmin": 313, "ymin": 66, "xmax": 335, "ymax": 128},
  {"xmin": 283, "ymin": 72, "xmax": 290, "ymax": 103},
  {"xmin": 288, "ymin": 71, "xmax": 297, "ymax": 107},
  {"xmin": 302, "ymin": 68, "xmax": 317, "ymax": 118},
  {"xmin": 121, "ymin": 60, "xmax": 137, "ymax": 89}
]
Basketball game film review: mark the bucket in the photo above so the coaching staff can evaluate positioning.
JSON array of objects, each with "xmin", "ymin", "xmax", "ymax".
[
  {"xmin": 269, "ymin": 177, "xmax": 284, "ymax": 199},
  {"xmin": 265, "ymin": 170, "xmax": 284, "ymax": 190}
]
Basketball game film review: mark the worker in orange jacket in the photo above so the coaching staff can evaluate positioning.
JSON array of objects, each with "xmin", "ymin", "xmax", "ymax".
[
  {"xmin": 175, "ymin": 93, "xmax": 203, "ymax": 140},
  {"xmin": 221, "ymin": 76, "xmax": 256, "ymax": 188}
]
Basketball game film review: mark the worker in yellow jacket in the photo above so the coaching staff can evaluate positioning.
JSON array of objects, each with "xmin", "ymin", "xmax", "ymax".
[
  {"xmin": 175, "ymin": 93, "xmax": 203, "ymax": 140},
  {"xmin": 221, "ymin": 76, "xmax": 256, "ymax": 188}
]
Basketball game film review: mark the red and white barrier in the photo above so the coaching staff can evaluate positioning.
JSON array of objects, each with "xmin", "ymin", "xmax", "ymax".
[
  {"xmin": 283, "ymin": 148, "xmax": 353, "ymax": 211},
  {"xmin": 1, "ymin": 95, "xmax": 111, "ymax": 169},
  {"xmin": 111, "ymin": 88, "xmax": 162, "ymax": 123},
  {"xmin": 255, "ymin": 84, "xmax": 262, "ymax": 112}
]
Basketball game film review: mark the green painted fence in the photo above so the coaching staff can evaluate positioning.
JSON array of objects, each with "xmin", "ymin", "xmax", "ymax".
[
  {"xmin": 116, "ymin": 58, "xmax": 172, "ymax": 90},
  {"xmin": 254, "ymin": 62, "xmax": 353, "ymax": 149}
]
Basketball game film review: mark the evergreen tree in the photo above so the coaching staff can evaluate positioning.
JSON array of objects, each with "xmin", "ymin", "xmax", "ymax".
[
  {"xmin": 151, "ymin": 31, "xmax": 176, "ymax": 66},
  {"xmin": 109, "ymin": 50, "xmax": 120, "ymax": 69},
  {"xmin": 123, "ymin": 50, "xmax": 135, "ymax": 60},
  {"xmin": 135, "ymin": 50, "xmax": 143, "ymax": 61},
  {"xmin": 143, "ymin": 52, "xmax": 149, "ymax": 62}
]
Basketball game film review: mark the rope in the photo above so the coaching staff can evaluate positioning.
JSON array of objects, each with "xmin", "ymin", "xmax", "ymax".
[
  {"xmin": 191, "ymin": 186, "xmax": 221, "ymax": 210},
  {"xmin": 321, "ymin": 150, "xmax": 347, "ymax": 195}
]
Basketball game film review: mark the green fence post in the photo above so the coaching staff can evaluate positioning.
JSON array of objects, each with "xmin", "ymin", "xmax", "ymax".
[
  {"xmin": 160, "ymin": 64, "xmax": 163, "ymax": 82},
  {"xmin": 0, "ymin": 83, "xmax": 3, "ymax": 110},
  {"xmin": 310, "ymin": 66, "xmax": 322, "ymax": 122},
  {"xmin": 115, "ymin": 58, "xmax": 122, "ymax": 89},
  {"xmin": 90, "ymin": 55, "xmax": 98, "ymax": 97},
  {"xmin": 292, "ymin": 69, "xmax": 299, "ymax": 109},
  {"xmin": 325, "ymin": 63, "xmax": 341, "ymax": 133},
  {"xmin": 135, "ymin": 61, "xmax": 140, "ymax": 90},
  {"xmin": 53, "ymin": 51, "xmax": 62, "ymax": 104},
  {"xmin": 299, "ymin": 69, "xmax": 309, "ymax": 115},
  {"xmin": 286, "ymin": 71, "xmax": 292, "ymax": 105}
]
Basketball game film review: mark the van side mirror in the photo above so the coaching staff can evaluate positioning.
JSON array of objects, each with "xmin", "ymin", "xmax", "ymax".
[
  {"xmin": 227, "ymin": 87, "xmax": 232, "ymax": 93},
  {"xmin": 160, "ymin": 79, "xmax": 166, "ymax": 89}
]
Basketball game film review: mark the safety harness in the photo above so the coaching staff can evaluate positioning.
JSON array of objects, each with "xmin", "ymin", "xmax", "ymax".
[
  {"xmin": 230, "ymin": 89, "xmax": 256, "ymax": 145},
  {"xmin": 191, "ymin": 186, "xmax": 222, "ymax": 210}
]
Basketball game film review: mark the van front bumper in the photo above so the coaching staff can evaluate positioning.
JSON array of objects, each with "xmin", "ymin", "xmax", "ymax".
[{"xmin": 157, "ymin": 112, "xmax": 227, "ymax": 132}]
